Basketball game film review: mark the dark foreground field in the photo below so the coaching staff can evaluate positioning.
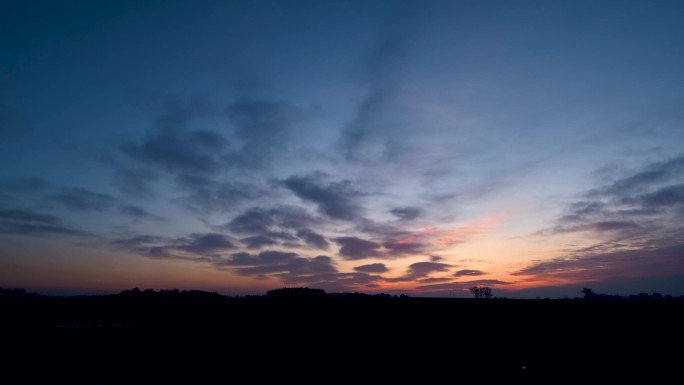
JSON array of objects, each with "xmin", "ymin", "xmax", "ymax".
[{"xmin": 2, "ymin": 292, "xmax": 682, "ymax": 383}]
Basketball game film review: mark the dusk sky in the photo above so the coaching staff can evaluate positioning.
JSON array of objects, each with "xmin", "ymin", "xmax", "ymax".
[{"xmin": 2, "ymin": 0, "xmax": 684, "ymax": 297}]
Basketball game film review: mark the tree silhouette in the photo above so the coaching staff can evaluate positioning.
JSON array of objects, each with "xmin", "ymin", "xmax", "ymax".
[
  {"xmin": 581, "ymin": 288, "xmax": 595, "ymax": 299},
  {"xmin": 481, "ymin": 287, "xmax": 493, "ymax": 299},
  {"xmin": 470, "ymin": 286, "xmax": 493, "ymax": 299}
]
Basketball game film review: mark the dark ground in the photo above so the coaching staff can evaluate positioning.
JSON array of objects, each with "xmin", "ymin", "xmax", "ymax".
[{"xmin": 2, "ymin": 292, "xmax": 682, "ymax": 383}]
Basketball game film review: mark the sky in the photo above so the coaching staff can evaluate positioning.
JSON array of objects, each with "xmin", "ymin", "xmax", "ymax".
[{"xmin": 2, "ymin": 0, "xmax": 684, "ymax": 298}]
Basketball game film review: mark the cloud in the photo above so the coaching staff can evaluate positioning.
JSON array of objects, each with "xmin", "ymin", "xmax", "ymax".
[
  {"xmin": 346, "ymin": 224, "xmax": 433, "ymax": 258},
  {"xmin": 127, "ymin": 233, "xmax": 238, "ymax": 261},
  {"xmin": 0, "ymin": 177, "xmax": 52, "ymax": 192},
  {"xmin": 593, "ymin": 221, "xmax": 643, "ymax": 233},
  {"xmin": 123, "ymin": 231, "xmax": 382, "ymax": 290},
  {"xmin": 223, "ymin": 206, "xmax": 316, "ymax": 241},
  {"xmin": 109, "ymin": 98, "xmax": 307, "ymax": 215},
  {"xmin": 338, "ymin": 91, "xmax": 387, "ymax": 161},
  {"xmin": 283, "ymin": 173, "xmax": 362, "ymax": 221},
  {"xmin": 48, "ymin": 188, "xmax": 116, "ymax": 212},
  {"xmin": 416, "ymin": 280, "xmax": 511, "ymax": 290},
  {"xmin": 113, "ymin": 167, "xmax": 158, "ymax": 198},
  {"xmin": 222, "ymin": 252, "xmax": 338, "ymax": 277},
  {"xmin": 0, "ymin": 222, "xmax": 94, "ymax": 237},
  {"xmin": 225, "ymin": 250, "xmax": 300, "ymax": 267},
  {"xmin": 454, "ymin": 269, "xmax": 485, "ymax": 277},
  {"xmin": 112, "ymin": 235, "xmax": 168, "ymax": 248},
  {"xmin": 0, "ymin": 178, "xmax": 53, "ymax": 206},
  {"xmin": 226, "ymin": 100, "xmax": 302, "ymax": 166},
  {"xmin": 123, "ymin": 129, "xmax": 231, "ymax": 175},
  {"xmin": 406, "ymin": 261, "xmax": 450, "ymax": 277},
  {"xmin": 552, "ymin": 221, "xmax": 641, "ymax": 235},
  {"xmin": 0, "ymin": 209, "xmax": 61, "ymax": 225},
  {"xmin": 434, "ymin": 213, "xmax": 507, "ymax": 246},
  {"xmin": 597, "ymin": 155, "xmax": 684, "ymax": 197},
  {"xmin": 541, "ymin": 154, "xmax": 684, "ymax": 247},
  {"xmin": 385, "ymin": 260, "xmax": 451, "ymax": 282},
  {"xmin": 0, "ymin": 209, "xmax": 93, "ymax": 237},
  {"xmin": 176, "ymin": 233, "xmax": 237, "ymax": 255},
  {"xmin": 641, "ymin": 183, "xmax": 684, "ymax": 208},
  {"xmin": 463, "ymin": 279, "xmax": 511, "ymax": 285},
  {"xmin": 116, "ymin": 98, "xmax": 307, "ymax": 188},
  {"xmin": 390, "ymin": 207, "xmax": 421, "ymax": 221},
  {"xmin": 337, "ymin": 4, "xmax": 417, "ymax": 162},
  {"xmin": 104, "ymin": 97, "xmax": 316, "ymax": 232},
  {"xmin": 223, "ymin": 207, "xmax": 274, "ymax": 234},
  {"xmin": 296, "ymin": 228, "xmax": 329, "ymax": 249},
  {"xmin": 417, "ymin": 277, "xmax": 453, "ymax": 284},
  {"xmin": 594, "ymin": 154, "xmax": 684, "ymax": 205},
  {"xmin": 277, "ymin": 271, "xmax": 383, "ymax": 290},
  {"xmin": 119, "ymin": 205, "xmax": 164, "ymax": 221},
  {"xmin": 382, "ymin": 236, "xmax": 426, "ymax": 256},
  {"xmin": 154, "ymin": 97, "xmax": 219, "ymax": 132},
  {"xmin": 354, "ymin": 263, "xmax": 389, "ymax": 273},
  {"xmin": 124, "ymin": 98, "xmax": 226, "ymax": 172},
  {"xmin": 242, "ymin": 235, "xmax": 277, "ymax": 250},
  {"xmin": 528, "ymin": 156, "xmax": 684, "ymax": 287},
  {"xmin": 334, "ymin": 236, "xmax": 382, "ymax": 260},
  {"xmin": 135, "ymin": 246, "xmax": 210, "ymax": 263},
  {"xmin": 174, "ymin": 174, "xmax": 268, "ymax": 213},
  {"xmin": 512, "ymin": 243, "xmax": 684, "ymax": 283}
]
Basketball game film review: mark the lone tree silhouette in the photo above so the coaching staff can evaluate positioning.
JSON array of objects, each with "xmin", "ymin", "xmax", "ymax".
[
  {"xmin": 581, "ymin": 288, "xmax": 595, "ymax": 299},
  {"xmin": 469, "ymin": 286, "xmax": 493, "ymax": 299}
]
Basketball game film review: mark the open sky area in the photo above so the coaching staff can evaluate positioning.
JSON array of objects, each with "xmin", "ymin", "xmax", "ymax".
[{"xmin": 2, "ymin": 0, "xmax": 684, "ymax": 297}]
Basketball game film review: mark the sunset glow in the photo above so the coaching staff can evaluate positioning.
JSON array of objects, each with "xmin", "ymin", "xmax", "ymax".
[{"xmin": 2, "ymin": 0, "xmax": 684, "ymax": 298}]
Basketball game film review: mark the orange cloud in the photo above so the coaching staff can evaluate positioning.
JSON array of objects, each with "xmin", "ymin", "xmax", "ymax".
[
  {"xmin": 394, "ymin": 227, "xmax": 439, "ymax": 245},
  {"xmin": 434, "ymin": 212, "xmax": 508, "ymax": 246}
]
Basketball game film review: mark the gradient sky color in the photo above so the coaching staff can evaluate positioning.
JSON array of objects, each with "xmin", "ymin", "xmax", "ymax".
[{"xmin": 2, "ymin": 0, "xmax": 684, "ymax": 297}]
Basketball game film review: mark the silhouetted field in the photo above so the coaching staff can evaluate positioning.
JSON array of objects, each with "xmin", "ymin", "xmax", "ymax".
[{"xmin": 2, "ymin": 289, "xmax": 682, "ymax": 383}]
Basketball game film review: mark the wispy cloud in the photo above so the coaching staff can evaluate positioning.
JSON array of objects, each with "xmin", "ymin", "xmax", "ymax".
[
  {"xmin": 453, "ymin": 269, "xmax": 486, "ymax": 277},
  {"xmin": 49, "ymin": 188, "xmax": 116, "ymax": 212},
  {"xmin": 123, "ymin": 129, "xmax": 231, "ymax": 175},
  {"xmin": 525, "ymin": 154, "xmax": 684, "ymax": 285},
  {"xmin": 513, "ymin": 243, "xmax": 684, "ymax": 283},
  {"xmin": 119, "ymin": 205, "xmax": 164, "ymax": 221},
  {"xmin": 390, "ymin": 206, "xmax": 421, "ymax": 221},
  {"xmin": 434, "ymin": 213, "xmax": 507, "ymax": 246},
  {"xmin": 0, "ymin": 209, "xmax": 93, "ymax": 237},
  {"xmin": 416, "ymin": 280, "xmax": 511, "ymax": 293}
]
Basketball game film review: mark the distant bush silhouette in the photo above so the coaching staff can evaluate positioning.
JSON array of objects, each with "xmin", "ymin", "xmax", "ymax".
[
  {"xmin": 0, "ymin": 288, "xmax": 28, "ymax": 297},
  {"xmin": 266, "ymin": 287, "xmax": 326, "ymax": 299},
  {"xmin": 578, "ymin": 288, "xmax": 675, "ymax": 300},
  {"xmin": 119, "ymin": 287, "xmax": 221, "ymax": 299}
]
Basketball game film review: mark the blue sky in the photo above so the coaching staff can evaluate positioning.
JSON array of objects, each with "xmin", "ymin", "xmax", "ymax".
[{"xmin": 2, "ymin": 0, "xmax": 684, "ymax": 297}]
